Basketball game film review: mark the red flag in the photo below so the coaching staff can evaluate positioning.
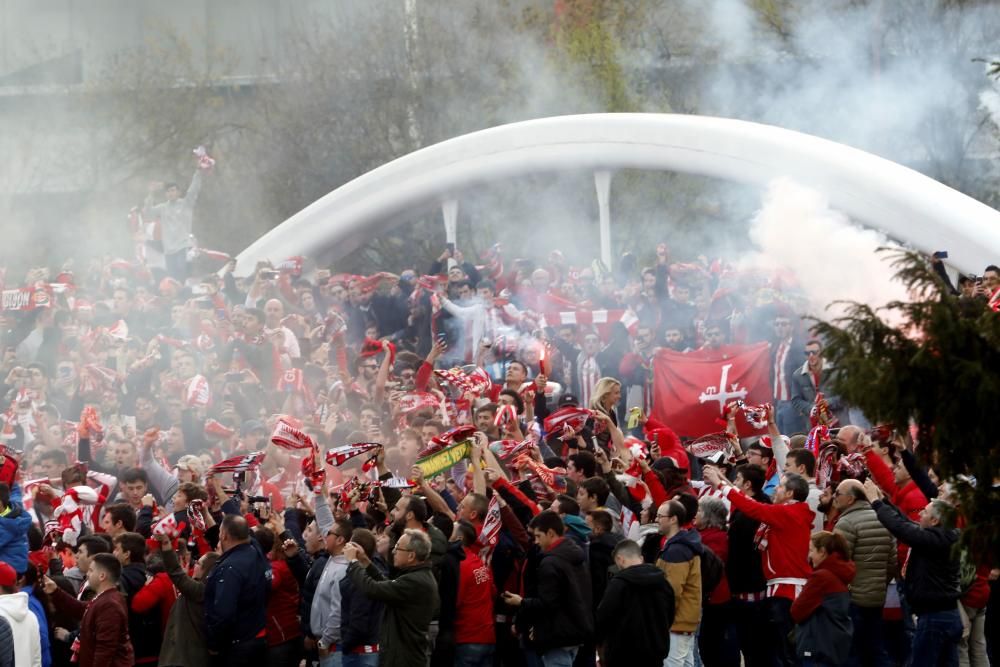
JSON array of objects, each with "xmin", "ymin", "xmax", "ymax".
[{"xmin": 651, "ymin": 343, "xmax": 772, "ymax": 438}]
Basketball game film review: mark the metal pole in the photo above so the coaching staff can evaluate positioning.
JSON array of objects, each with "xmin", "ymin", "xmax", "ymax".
[
  {"xmin": 442, "ymin": 198, "xmax": 458, "ymax": 246},
  {"xmin": 594, "ymin": 170, "xmax": 612, "ymax": 269}
]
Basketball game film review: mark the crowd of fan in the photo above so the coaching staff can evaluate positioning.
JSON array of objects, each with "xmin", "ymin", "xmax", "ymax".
[{"xmin": 0, "ymin": 165, "xmax": 996, "ymax": 667}]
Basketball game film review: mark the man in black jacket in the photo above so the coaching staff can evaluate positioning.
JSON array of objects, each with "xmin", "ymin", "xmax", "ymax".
[
  {"xmin": 204, "ymin": 514, "xmax": 272, "ymax": 666},
  {"xmin": 866, "ymin": 481, "xmax": 962, "ymax": 667},
  {"xmin": 112, "ymin": 532, "xmax": 162, "ymax": 665},
  {"xmin": 502, "ymin": 510, "xmax": 593, "ymax": 667},
  {"xmin": 726, "ymin": 464, "xmax": 771, "ymax": 667},
  {"xmin": 339, "ymin": 528, "xmax": 384, "ymax": 663},
  {"xmin": 596, "ymin": 539, "xmax": 674, "ymax": 667}
]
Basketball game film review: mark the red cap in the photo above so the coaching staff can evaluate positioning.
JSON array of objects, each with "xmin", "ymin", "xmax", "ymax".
[{"xmin": 0, "ymin": 561, "xmax": 16, "ymax": 587}]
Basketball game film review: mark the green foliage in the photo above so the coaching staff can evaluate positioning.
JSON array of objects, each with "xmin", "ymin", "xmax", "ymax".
[{"xmin": 812, "ymin": 251, "xmax": 1000, "ymax": 558}]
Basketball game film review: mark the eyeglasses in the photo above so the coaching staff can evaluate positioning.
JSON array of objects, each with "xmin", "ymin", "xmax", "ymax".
[
  {"xmin": 393, "ymin": 546, "xmax": 413, "ymax": 553},
  {"xmin": 806, "ymin": 350, "xmax": 820, "ymax": 356},
  {"xmin": 655, "ymin": 513, "xmax": 671, "ymax": 519}
]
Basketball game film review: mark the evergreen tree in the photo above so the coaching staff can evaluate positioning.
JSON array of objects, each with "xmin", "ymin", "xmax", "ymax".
[{"xmin": 813, "ymin": 250, "xmax": 999, "ymax": 559}]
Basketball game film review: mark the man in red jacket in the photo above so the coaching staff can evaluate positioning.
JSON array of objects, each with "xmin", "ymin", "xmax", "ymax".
[
  {"xmin": 703, "ymin": 467, "xmax": 814, "ymax": 667},
  {"xmin": 436, "ymin": 520, "xmax": 496, "ymax": 666},
  {"xmin": 44, "ymin": 553, "xmax": 135, "ymax": 667}
]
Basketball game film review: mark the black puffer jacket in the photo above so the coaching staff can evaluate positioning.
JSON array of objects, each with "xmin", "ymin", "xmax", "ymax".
[
  {"xmin": 873, "ymin": 500, "xmax": 961, "ymax": 614},
  {"xmin": 520, "ymin": 537, "xmax": 593, "ymax": 652}
]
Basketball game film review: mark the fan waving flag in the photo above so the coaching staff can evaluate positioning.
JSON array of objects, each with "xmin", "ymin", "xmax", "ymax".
[
  {"xmin": 209, "ymin": 452, "xmax": 266, "ymax": 475},
  {"xmin": 271, "ymin": 418, "xmax": 316, "ymax": 451},
  {"xmin": 326, "ymin": 442, "xmax": 381, "ymax": 467},
  {"xmin": 542, "ymin": 406, "xmax": 594, "ymax": 439},
  {"xmin": 651, "ymin": 343, "xmax": 772, "ymax": 438}
]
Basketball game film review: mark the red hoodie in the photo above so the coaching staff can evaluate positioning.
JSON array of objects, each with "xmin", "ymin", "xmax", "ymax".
[
  {"xmin": 790, "ymin": 553, "xmax": 857, "ymax": 624},
  {"xmin": 724, "ymin": 487, "xmax": 814, "ymax": 601},
  {"xmin": 643, "ymin": 417, "xmax": 691, "ymax": 480},
  {"xmin": 266, "ymin": 559, "xmax": 301, "ymax": 646}
]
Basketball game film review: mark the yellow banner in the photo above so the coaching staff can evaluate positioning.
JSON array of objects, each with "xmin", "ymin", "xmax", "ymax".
[{"xmin": 415, "ymin": 440, "xmax": 472, "ymax": 479}]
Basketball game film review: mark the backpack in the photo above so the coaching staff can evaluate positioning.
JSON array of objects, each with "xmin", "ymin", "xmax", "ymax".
[{"xmin": 699, "ymin": 548, "xmax": 725, "ymax": 601}]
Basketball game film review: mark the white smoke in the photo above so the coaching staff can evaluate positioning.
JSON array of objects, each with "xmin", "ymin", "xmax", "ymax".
[{"xmin": 744, "ymin": 178, "xmax": 910, "ymax": 318}]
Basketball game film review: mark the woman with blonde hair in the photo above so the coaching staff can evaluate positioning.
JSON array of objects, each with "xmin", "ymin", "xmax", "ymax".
[{"xmin": 589, "ymin": 377, "xmax": 625, "ymax": 453}]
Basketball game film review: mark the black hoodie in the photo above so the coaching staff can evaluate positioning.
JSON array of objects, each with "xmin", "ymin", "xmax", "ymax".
[{"xmin": 596, "ymin": 563, "xmax": 675, "ymax": 667}]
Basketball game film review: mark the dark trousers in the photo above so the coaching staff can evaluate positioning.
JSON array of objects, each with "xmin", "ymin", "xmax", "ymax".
[
  {"xmin": 730, "ymin": 598, "xmax": 770, "ymax": 667},
  {"xmin": 267, "ymin": 637, "xmax": 304, "ymax": 667},
  {"xmin": 761, "ymin": 596, "xmax": 795, "ymax": 667},
  {"xmin": 214, "ymin": 637, "xmax": 268, "ymax": 667},
  {"xmin": 848, "ymin": 604, "xmax": 890, "ymax": 667},
  {"xmin": 911, "ymin": 609, "xmax": 962, "ymax": 667},
  {"xmin": 699, "ymin": 602, "xmax": 740, "ymax": 667}
]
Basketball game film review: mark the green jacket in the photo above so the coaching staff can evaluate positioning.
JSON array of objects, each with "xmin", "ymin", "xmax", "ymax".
[
  {"xmin": 834, "ymin": 501, "xmax": 896, "ymax": 607},
  {"xmin": 347, "ymin": 561, "xmax": 439, "ymax": 667}
]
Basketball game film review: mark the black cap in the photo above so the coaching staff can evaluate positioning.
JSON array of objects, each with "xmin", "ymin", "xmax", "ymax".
[{"xmin": 559, "ymin": 393, "xmax": 580, "ymax": 407}]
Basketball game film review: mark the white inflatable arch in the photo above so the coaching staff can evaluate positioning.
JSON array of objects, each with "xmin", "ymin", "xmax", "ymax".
[{"xmin": 235, "ymin": 113, "xmax": 1000, "ymax": 275}]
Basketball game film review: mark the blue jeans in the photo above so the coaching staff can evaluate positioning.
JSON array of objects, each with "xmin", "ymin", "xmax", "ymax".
[
  {"xmin": 318, "ymin": 651, "xmax": 342, "ymax": 667},
  {"xmin": 542, "ymin": 646, "xmax": 579, "ymax": 667},
  {"xmin": 775, "ymin": 400, "xmax": 805, "ymax": 436},
  {"xmin": 455, "ymin": 643, "xmax": 495, "ymax": 667},
  {"xmin": 912, "ymin": 609, "xmax": 962, "ymax": 667},
  {"xmin": 341, "ymin": 654, "xmax": 378, "ymax": 667}
]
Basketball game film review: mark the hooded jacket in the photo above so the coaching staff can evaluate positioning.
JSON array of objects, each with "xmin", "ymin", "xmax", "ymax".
[
  {"xmin": 0, "ymin": 505, "xmax": 32, "ymax": 574},
  {"xmin": 655, "ymin": 529, "xmax": 703, "ymax": 632},
  {"xmin": 0, "ymin": 593, "xmax": 41, "ymax": 667},
  {"xmin": 562, "ymin": 514, "xmax": 592, "ymax": 554},
  {"xmin": 791, "ymin": 553, "xmax": 856, "ymax": 665},
  {"xmin": 596, "ymin": 563, "xmax": 675, "ymax": 667},
  {"xmin": 520, "ymin": 537, "xmax": 593, "ymax": 652},
  {"xmin": 589, "ymin": 531, "xmax": 618, "ymax": 610}
]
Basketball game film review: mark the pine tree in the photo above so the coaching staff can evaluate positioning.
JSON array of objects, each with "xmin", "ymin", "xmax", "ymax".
[{"xmin": 812, "ymin": 250, "xmax": 999, "ymax": 559}]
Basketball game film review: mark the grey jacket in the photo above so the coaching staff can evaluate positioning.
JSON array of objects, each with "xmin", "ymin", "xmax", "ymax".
[
  {"xmin": 834, "ymin": 501, "xmax": 896, "ymax": 607},
  {"xmin": 143, "ymin": 170, "xmax": 203, "ymax": 254},
  {"xmin": 158, "ymin": 548, "xmax": 210, "ymax": 667}
]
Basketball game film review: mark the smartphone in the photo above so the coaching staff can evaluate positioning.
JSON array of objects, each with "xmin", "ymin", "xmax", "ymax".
[
  {"xmin": 260, "ymin": 270, "xmax": 279, "ymax": 280},
  {"xmin": 933, "ymin": 251, "xmax": 949, "ymax": 259},
  {"xmin": 196, "ymin": 299, "xmax": 214, "ymax": 310},
  {"xmin": 225, "ymin": 372, "xmax": 243, "ymax": 383}
]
